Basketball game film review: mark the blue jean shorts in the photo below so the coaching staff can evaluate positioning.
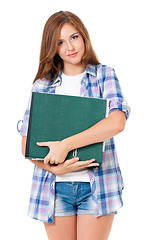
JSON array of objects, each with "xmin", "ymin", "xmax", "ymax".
[{"xmin": 54, "ymin": 182, "xmax": 117, "ymax": 217}]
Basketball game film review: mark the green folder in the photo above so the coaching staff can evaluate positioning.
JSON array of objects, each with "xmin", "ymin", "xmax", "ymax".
[{"xmin": 25, "ymin": 92, "xmax": 109, "ymax": 164}]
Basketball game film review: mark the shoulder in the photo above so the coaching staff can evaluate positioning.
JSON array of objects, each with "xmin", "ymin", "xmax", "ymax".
[
  {"xmin": 31, "ymin": 78, "xmax": 54, "ymax": 93},
  {"xmin": 95, "ymin": 64, "xmax": 116, "ymax": 79}
]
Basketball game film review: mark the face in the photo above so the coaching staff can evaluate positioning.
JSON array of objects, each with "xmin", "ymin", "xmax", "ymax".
[{"xmin": 57, "ymin": 23, "xmax": 85, "ymax": 68}]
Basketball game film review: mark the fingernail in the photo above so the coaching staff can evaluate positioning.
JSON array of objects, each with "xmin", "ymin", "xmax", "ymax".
[
  {"xmin": 75, "ymin": 157, "xmax": 79, "ymax": 160},
  {"xmin": 36, "ymin": 142, "xmax": 40, "ymax": 145}
]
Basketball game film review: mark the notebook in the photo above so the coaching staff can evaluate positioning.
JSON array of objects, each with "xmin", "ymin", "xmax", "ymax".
[{"xmin": 25, "ymin": 92, "xmax": 109, "ymax": 164}]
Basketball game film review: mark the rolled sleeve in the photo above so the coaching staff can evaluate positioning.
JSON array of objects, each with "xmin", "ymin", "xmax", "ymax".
[
  {"xmin": 19, "ymin": 91, "xmax": 32, "ymax": 136},
  {"xmin": 103, "ymin": 67, "xmax": 131, "ymax": 120},
  {"xmin": 18, "ymin": 80, "xmax": 40, "ymax": 136}
]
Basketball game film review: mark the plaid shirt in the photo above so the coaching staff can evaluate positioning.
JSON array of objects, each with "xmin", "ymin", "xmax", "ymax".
[{"xmin": 19, "ymin": 64, "xmax": 131, "ymax": 222}]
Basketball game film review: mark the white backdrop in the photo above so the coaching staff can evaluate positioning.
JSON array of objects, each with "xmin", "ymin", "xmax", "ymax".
[{"xmin": 0, "ymin": 0, "xmax": 159, "ymax": 239}]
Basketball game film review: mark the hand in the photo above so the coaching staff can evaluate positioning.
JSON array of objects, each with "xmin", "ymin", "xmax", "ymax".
[
  {"xmin": 50, "ymin": 157, "xmax": 99, "ymax": 176},
  {"xmin": 36, "ymin": 140, "xmax": 70, "ymax": 165}
]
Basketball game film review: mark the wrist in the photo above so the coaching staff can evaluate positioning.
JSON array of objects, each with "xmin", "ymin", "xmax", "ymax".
[{"xmin": 61, "ymin": 137, "xmax": 74, "ymax": 151}]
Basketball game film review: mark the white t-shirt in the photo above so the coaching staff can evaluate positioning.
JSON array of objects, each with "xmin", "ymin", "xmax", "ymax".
[{"xmin": 55, "ymin": 70, "xmax": 90, "ymax": 182}]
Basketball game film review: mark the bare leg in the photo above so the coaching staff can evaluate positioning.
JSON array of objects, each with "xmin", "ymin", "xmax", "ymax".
[
  {"xmin": 77, "ymin": 214, "xmax": 114, "ymax": 240},
  {"xmin": 44, "ymin": 215, "xmax": 77, "ymax": 240}
]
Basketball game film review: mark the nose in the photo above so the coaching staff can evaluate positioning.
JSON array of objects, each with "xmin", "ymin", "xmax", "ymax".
[{"xmin": 67, "ymin": 41, "xmax": 74, "ymax": 51}]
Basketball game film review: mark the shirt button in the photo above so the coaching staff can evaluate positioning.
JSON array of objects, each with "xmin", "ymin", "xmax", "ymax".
[{"xmin": 91, "ymin": 178, "xmax": 94, "ymax": 181}]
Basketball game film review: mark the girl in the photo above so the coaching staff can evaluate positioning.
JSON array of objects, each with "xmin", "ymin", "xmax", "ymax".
[{"xmin": 19, "ymin": 11, "xmax": 130, "ymax": 240}]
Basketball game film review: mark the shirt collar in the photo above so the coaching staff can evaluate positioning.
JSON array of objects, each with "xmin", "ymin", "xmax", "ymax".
[
  {"xmin": 51, "ymin": 64, "xmax": 97, "ymax": 87},
  {"xmin": 86, "ymin": 64, "xmax": 97, "ymax": 77}
]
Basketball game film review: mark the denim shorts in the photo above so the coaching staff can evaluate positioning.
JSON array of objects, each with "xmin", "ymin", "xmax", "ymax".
[{"xmin": 54, "ymin": 182, "xmax": 117, "ymax": 217}]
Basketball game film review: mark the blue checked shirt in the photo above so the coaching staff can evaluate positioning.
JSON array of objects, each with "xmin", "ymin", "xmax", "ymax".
[{"xmin": 19, "ymin": 64, "xmax": 131, "ymax": 222}]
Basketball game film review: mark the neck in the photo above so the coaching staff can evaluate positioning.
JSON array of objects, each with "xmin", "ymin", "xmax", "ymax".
[{"xmin": 63, "ymin": 63, "xmax": 86, "ymax": 76}]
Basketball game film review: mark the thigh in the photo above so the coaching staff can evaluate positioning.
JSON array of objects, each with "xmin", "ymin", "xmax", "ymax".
[
  {"xmin": 44, "ymin": 215, "xmax": 77, "ymax": 240},
  {"xmin": 77, "ymin": 214, "xmax": 115, "ymax": 240},
  {"xmin": 76, "ymin": 182, "xmax": 94, "ymax": 215},
  {"xmin": 54, "ymin": 182, "xmax": 77, "ymax": 216}
]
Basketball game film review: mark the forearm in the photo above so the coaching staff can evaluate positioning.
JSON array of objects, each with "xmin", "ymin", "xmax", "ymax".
[
  {"xmin": 29, "ymin": 159, "xmax": 56, "ymax": 173},
  {"xmin": 21, "ymin": 136, "xmax": 56, "ymax": 173},
  {"xmin": 63, "ymin": 110, "xmax": 126, "ymax": 151}
]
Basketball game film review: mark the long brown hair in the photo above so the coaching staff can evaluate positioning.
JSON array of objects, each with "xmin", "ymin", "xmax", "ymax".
[{"xmin": 33, "ymin": 11, "xmax": 100, "ymax": 83}]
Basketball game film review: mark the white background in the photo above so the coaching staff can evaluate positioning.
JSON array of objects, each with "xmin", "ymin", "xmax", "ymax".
[{"xmin": 0, "ymin": 0, "xmax": 159, "ymax": 239}]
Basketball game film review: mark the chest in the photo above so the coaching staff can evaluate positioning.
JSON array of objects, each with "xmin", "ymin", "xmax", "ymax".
[{"xmin": 48, "ymin": 75, "xmax": 103, "ymax": 99}]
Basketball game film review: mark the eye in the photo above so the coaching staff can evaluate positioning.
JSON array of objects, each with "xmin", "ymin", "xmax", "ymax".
[
  {"xmin": 72, "ymin": 34, "xmax": 79, "ymax": 40},
  {"xmin": 58, "ymin": 41, "xmax": 64, "ymax": 45}
]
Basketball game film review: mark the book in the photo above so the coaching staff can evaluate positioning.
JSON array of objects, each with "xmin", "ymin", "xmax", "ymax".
[{"xmin": 25, "ymin": 92, "xmax": 109, "ymax": 164}]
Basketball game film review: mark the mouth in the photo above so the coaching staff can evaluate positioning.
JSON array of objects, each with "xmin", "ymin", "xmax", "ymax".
[{"xmin": 67, "ymin": 52, "xmax": 78, "ymax": 57}]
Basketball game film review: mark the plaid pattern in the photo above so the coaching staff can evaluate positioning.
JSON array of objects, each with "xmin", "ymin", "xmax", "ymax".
[{"xmin": 19, "ymin": 64, "xmax": 131, "ymax": 222}]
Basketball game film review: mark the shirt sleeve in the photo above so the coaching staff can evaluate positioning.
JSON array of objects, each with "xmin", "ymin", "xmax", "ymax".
[
  {"xmin": 103, "ymin": 67, "xmax": 131, "ymax": 120},
  {"xmin": 18, "ymin": 81, "xmax": 40, "ymax": 136}
]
